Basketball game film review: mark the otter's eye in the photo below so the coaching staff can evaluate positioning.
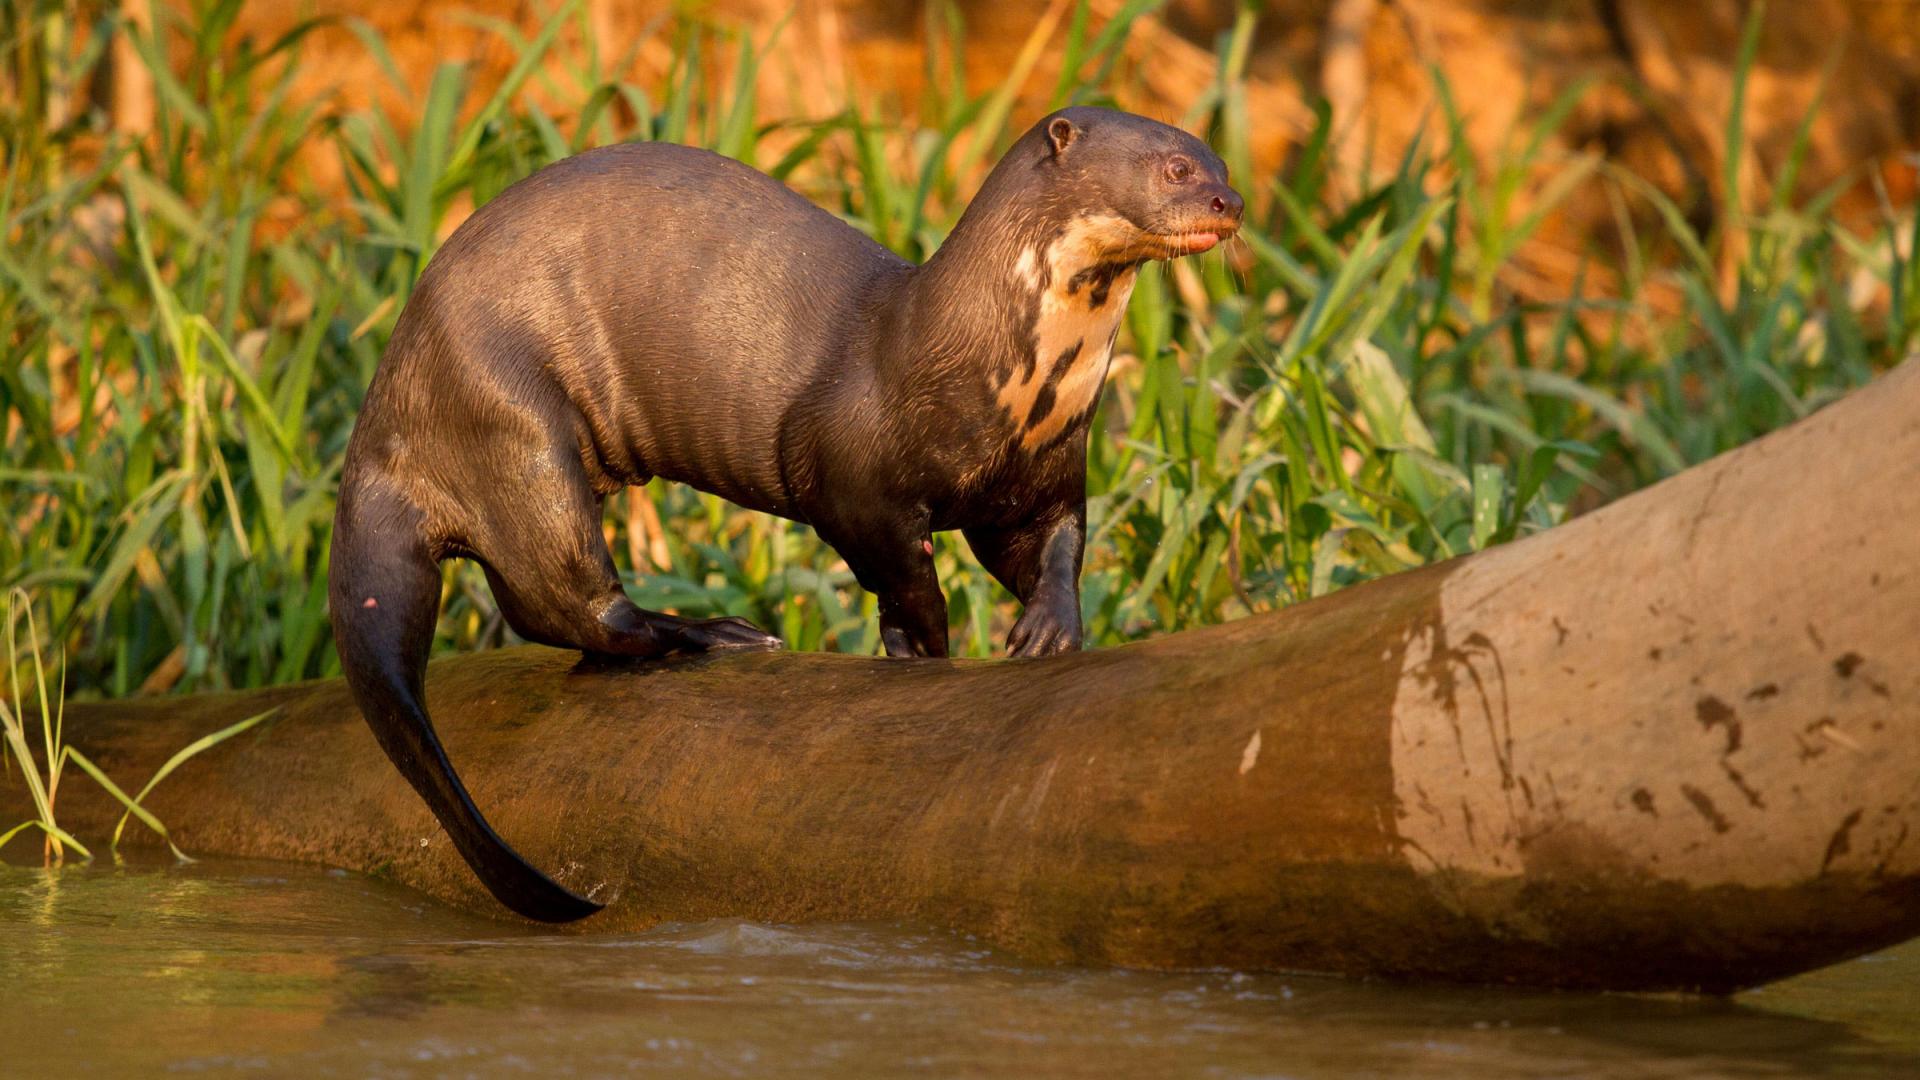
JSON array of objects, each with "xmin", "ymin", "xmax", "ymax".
[{"xmin": 1165, "ymin": 157, "xmax": 1193, "ymax": 184}]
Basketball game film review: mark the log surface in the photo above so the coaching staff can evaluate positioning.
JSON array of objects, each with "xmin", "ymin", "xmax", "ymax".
[{"xmin": 9, "ymin": 362, "xmax": 1918, "ymax": 993}]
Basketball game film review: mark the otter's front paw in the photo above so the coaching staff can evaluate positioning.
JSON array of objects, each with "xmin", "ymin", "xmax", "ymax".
[{"xmin": 1007, "ymin": 592, "xmax": 1082, "ymax": 658}]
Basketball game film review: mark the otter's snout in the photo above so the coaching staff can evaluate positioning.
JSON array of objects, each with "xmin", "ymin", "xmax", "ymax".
[
  {"xmin": 1144, "ymin": 180, "xmax": 1251, "ymax": 255},
  {"xmin": 1155, "ymin": 182, "xmax": 1243, "ymax": 255},
  {"xmin": 1199, "ymin": 183, "xmax": 1244, "ymax": 236},
  {"xmin": 1206, "ymin": 186, "xmax": 1245, "ymax": 228}
]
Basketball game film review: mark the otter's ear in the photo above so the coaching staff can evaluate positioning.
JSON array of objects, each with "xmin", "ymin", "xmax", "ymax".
[{"xmin": 1046, "ymin": 116, "xmax": 1077, "ymax": 158}]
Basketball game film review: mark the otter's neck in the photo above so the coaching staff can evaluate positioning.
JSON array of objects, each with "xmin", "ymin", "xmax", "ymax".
[
  {"xmin": 902, "ymin": 198, "xmax": 1140, "ymax": 451},
  {"xmin": 905, "ymin": 194, "xmax": 1036, "ymax": 327}
]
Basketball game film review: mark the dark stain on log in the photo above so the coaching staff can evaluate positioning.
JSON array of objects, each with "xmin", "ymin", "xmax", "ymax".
[
  {"xmin": 1413, "ymin": 627, "xmax": 1516, "ymax": 798},
  {"xmin": 1834, "ymin": 652, "xmax": 1893, "ymax": 698},
  {"xmin": 1631, "ymin": 787, "xmax": 1658, "ymax": 816},
  {"xmin": 1823, "ymin": 809, "xmax": 1866, "ymax": 874},
  {"xmin": 1877, "ymin": 822, "xmax": 1911, "ymax": 878},
  {"xmin": 1721, "ymin": 761, "xmax": 1766, "ymax": 810},
  {"xmin": 1746, "ymin": 683, "xmax": 1779, "ymax": 701},
  {"xmin": 1681, "ymin": 784, "xmax": 1732, "ymax": 834},
  {"xmin": 1696, "ymin": 695, "xmax": 1741, "ymax": 755},
  {"xmin": 1796, "ymin": 717, "xmax": 1837, "ymax": 761}
]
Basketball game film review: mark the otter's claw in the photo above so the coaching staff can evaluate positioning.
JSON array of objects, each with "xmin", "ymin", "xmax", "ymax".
[
  {"xmin": 1007, "ymin": 591, "xmax": 1082, "ymax": 658},
  {"xmin": 673, "ymin": 616, "xmax": 785, "ymax": 653}
]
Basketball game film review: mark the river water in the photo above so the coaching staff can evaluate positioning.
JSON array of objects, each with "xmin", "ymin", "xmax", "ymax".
[{"xmin": 1, "ymin": 858, "xmax": 1914, "ymax": 1077}]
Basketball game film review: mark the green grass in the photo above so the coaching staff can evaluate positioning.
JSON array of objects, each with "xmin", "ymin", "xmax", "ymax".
[
  {"xmin": 0, "ymin": 587, "xmax": 271, "ymax": 862},
  {"xmin": 2, "ymin": 0, "xmax": 1914, "ymax": 698}
]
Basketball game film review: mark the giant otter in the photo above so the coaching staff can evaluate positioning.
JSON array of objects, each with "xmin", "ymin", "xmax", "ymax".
[{"xmin": 329, "ymin": 106, "xmax": 1244, "ymax": 921}]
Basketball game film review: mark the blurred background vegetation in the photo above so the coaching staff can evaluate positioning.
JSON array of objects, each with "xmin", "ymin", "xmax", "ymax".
[{"xmin": 2, "ymin": 0, "xmax": 1915, "ymax": 699}]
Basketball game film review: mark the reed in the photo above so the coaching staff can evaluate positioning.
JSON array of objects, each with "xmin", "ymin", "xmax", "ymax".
[
  {"xmin": 0, "ymin": 587, "xmax": 269, "ymax": 862},
  {"xmin": 2, "ymin": 0, "xmax": 1912, "ymax": 696}
]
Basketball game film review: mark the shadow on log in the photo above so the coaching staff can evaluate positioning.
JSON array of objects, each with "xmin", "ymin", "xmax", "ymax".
[{"xmin": 8, "ymin": 362, "xmax": 1919, "ymax": 993}]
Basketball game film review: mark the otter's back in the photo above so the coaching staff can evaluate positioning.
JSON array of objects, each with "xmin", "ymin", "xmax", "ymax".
[{"xmin": 383, "ymin": 141, "xmax": 908, "ymax": 511}]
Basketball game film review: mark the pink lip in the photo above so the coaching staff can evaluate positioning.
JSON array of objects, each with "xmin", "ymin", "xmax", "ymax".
[
  {"xmin": 1155, "ymin": 231, "xmax": 1220, "ymax": 257},
  {"xmin": 1175, "ymin": 232, "xmax": 1221, "ymax": 255}
]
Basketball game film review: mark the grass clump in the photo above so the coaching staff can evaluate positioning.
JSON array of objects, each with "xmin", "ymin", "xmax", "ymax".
[
  {"xmin": 1, "ymin": 588, "xmax": 271, "ymax": 862},
  {"xmin": 1, "ymin": 0, "xmax": 1914, "ymax": 696},
  {"xmin": 0, "ymin": 590, "xmax": 89, "ymax": 861}
]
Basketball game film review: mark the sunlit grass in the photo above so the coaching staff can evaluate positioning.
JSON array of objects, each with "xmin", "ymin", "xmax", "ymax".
[
  {"xmin": 0, "ymin": 589, "xmax": 89, "ymax": 861},
  {"xmin": 1, "ymin": 588, "xmax": 273, "ymax": 861},
  {"xmin": 2, "ymin": 0, "xmax": 1913, "ymax": 697}
]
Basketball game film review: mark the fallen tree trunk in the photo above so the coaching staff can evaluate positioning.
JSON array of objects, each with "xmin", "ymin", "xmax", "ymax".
[{"xmin": 10, "ymin": 362, "xmax": 1918, "ymax": 993}]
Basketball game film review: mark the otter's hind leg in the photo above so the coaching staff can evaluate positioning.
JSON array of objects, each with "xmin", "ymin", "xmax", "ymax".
[{"xmin": 469, "ymin": 455, "xmax": 781, "ymax": 658}]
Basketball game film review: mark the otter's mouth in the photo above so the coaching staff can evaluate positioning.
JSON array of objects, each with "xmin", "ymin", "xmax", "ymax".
[{"xmin": 1149, "ymin": 223, "xmax": 1241, "ymax": 258}]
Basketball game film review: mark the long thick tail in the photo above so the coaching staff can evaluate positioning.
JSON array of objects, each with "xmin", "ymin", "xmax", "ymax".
[{"xmin": 328, "ymin": 484, "xmax": 602, "ymax": 922}]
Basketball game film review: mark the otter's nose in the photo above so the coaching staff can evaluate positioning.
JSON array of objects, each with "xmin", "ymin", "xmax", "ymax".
[{"xmin": 1208, "ymin": 186, "xmax": 1244, "ymax": 225}]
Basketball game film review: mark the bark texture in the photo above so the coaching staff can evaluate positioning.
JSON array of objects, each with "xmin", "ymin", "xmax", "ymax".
[{"xmin": 8, "ymin": 362, "xmax": 1918, "ymax": 993}]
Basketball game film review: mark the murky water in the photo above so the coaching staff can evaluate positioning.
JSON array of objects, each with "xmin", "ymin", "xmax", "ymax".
[{"xmin": 1, "ymin": 858, "xmax": 1915, "ymax": 1078}]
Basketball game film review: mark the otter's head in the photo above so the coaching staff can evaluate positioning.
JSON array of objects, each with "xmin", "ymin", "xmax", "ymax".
[
  {"xmin": 973, "ymin": 109, "xmax": 1244, "ymax": 452},
  {"xmin": 1020, "ymin": 106, "xmax": 1243, "ymax": 261}
]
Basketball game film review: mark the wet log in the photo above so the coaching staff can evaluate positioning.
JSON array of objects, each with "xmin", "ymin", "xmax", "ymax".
[{"xmin": 9, "ymin": 362, "xmax": 1919, "ymax": 993}]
